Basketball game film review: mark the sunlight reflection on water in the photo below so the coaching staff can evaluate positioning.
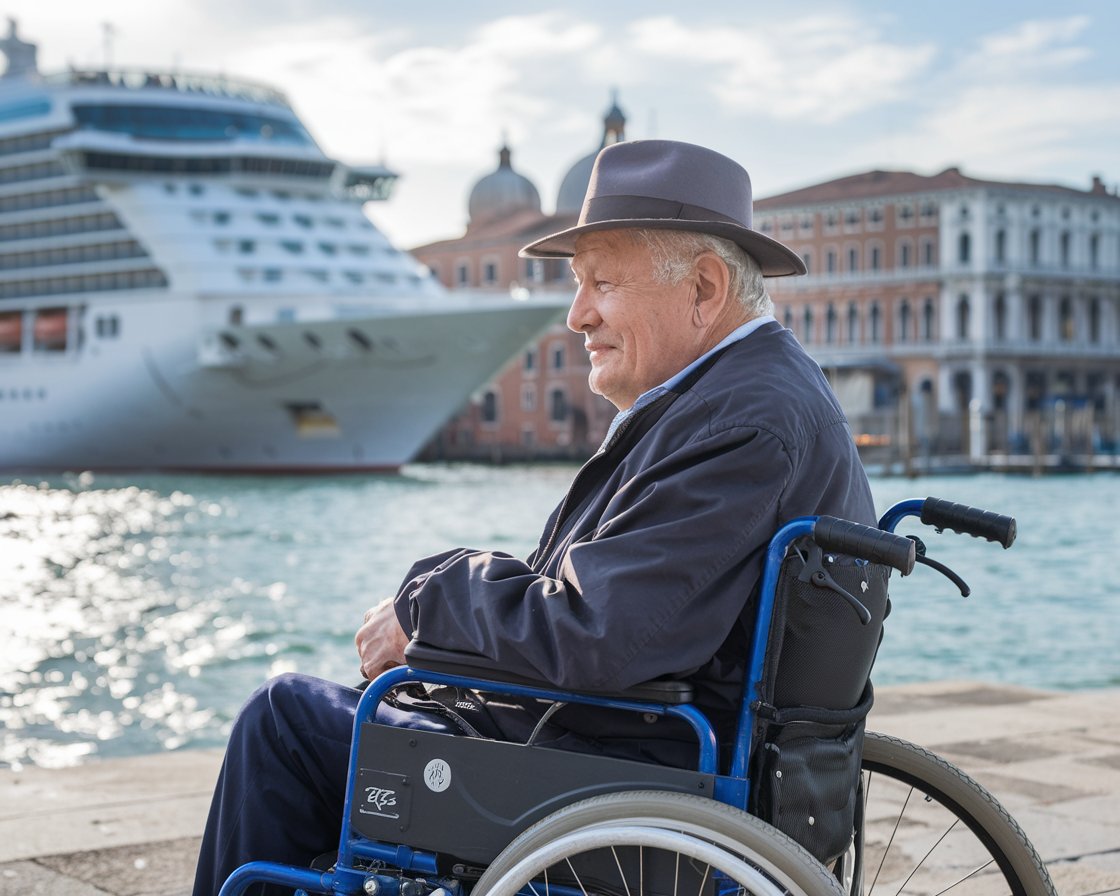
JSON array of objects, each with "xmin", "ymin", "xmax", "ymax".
[{"xmin": 1, "ymin": 466, "xmax": 1116, "ymax": 768}]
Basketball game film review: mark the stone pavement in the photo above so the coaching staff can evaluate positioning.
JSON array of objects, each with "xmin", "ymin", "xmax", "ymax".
[{"xmin": 0, "ymin": 681, "xmax": 1117, "ymax": 895}]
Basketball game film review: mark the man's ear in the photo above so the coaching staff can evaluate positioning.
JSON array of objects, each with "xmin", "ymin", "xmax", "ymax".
[{"xmin": 692, "ymin": 252, "xmax": 731, "ymax": 326}]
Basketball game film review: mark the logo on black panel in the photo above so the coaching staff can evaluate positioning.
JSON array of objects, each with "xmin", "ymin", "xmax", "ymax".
[{"xmin": 362, "ymin": 786, "xmax": 400, "ymax": 818}]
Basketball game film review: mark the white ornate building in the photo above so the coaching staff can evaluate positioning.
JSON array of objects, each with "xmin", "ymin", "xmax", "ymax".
[{"xmin": 756, "ymin": 168, "xmax": 1120, "ymax": 468}]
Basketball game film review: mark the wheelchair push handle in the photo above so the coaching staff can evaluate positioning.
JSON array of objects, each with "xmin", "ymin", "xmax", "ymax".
[
  {"xmin": 920, "ymin": 497, "xmax": 1017, "ymax": 548},
  {"xmin": 814, "ymin": 516, "xmax": 916, "ymax": 575}
]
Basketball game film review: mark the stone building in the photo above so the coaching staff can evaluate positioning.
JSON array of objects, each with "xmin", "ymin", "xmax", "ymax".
[
  {"xmin": 757, "ymin": 167, "xmax": 1120, "ymax": 468},
  {"xmin": 414, "ymin": 98, "xmax": 627, "ymax": 461}
]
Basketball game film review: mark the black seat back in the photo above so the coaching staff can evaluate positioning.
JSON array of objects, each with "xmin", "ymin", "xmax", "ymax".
[{"xmin": 747, "ymin": 540, "xmax": 892, "ymax": 864}]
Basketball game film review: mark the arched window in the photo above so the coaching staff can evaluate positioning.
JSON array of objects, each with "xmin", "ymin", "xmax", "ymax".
[
  {"xmin": 1029, "ymin": 229, "xmax": 1041, "ymax": 265},
  {"xmin": 1028, "ymin": 295, "xmax": 1043, "ymax": 341},
  {"xmin": 898, "ymin": 300, "xmax": 911, "ymax": 343},
  {"xmin": 802, "ymin": 306, "xmax": 814, "ymax": 344},
  {"xmin": 481, "ymin": 389, "xmax": 499, "ymax": 423},
  {"xmin": 994, "ymin": 293, "xmax": 1006, "ymax": 341},
  {"xmin": 870, "ymin": 302, "xmax": 882, "ymax": 343},
  {"xmin": 994, "ymin": 229, "xmax": 1006, "ymax": 264},
  {"xmin": 549, "ymin": 388, "xmax": 567, "ymax": 422},
  {"xmin": 922, "ymin": 298, "xmax": 935, "ymax": 341},
  {"xmin": 847, "ymin": 302, "xmax": 859, "ymax": 344},
  {"xmin": 958, "ymin": 232, "xmax": 971, "ymax": 264},
  {"xmin": 1058, "ymin": 296, "xmax": 1074, "ymax": 341},
  {"xmin": 825, "ymin": 303, "xmax": 837, "ymax": 343},
  {"xmin": 1089, "ymin": 297, "xmax": 1101, "ymax": 343},
  {"xmin": 1059, "ymin": 231, "xmax": 1071, "ymax": 267},
  {"xmin": 957, "ymin": 295, "xmax": 970, "ymax": 340},
  {"xmin": 783, "ymin": 306, "xmax": 794, "ymax": 330},
  {"xmin": 1089, "ymin": 233, "xmax": 1100, "ymax": 269}
]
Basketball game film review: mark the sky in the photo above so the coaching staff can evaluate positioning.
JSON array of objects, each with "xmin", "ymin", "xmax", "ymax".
[{"xmin": 6, "ymin": 1, "xmax": 1120, "ymax": 249}]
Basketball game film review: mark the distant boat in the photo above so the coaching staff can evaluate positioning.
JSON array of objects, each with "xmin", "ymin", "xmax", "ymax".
[{"xmin": 0, "ymin": 21, "xmax": 564, "ymax": 472}]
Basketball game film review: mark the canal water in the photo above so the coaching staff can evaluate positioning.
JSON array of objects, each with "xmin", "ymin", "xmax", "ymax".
[{"xmin": 1, "ymin": 466, "xmax": 1117, "ymax": 768}]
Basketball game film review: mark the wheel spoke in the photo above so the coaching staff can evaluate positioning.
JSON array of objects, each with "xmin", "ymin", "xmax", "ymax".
[
  {"xmin": 892, "ymin": 817, "xmax": 958, "ymax": 896},
  {"xmin": 930, "ymin": 857, "xmax": 997, "ymax": 896},
  {"xmin": 610, "ymin": 845, "xmax": 632, "ymax": 896},
  {"xmin": 869, "ymin": 784, "xmax": 913, "ymax": 894}
]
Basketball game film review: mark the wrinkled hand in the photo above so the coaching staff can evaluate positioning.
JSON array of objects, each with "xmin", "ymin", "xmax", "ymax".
[{"xmin": 355, "ymin": 598, "xmax": 411, "ymax": 680}]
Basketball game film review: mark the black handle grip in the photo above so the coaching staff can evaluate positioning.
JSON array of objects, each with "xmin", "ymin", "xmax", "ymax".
[
  {"xmin": 920, "ymin": 498, "xmax": 1017, "ymax": 548},
  {"xmin": 814, "ymin": 516, "xmax": 916, "ymax": 574}
]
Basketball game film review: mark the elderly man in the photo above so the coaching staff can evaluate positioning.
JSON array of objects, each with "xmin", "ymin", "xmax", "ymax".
[{"xmin": 193, "ymin": 139, "xmax": 875, "ymax": 895}]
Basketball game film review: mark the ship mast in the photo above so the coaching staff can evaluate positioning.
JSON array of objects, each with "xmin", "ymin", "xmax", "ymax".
[{"xmin": 0, "ymin": 18, "xmax": 39, "ymax": 80}]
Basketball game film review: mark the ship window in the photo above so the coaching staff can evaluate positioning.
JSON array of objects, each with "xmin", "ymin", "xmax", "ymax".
[
  {"xmin": 325, "ymin": 217, "xmax": 345, "ymax": 229},
  {"xmin": 257, "ymin": 212, "xmax": 280, "ymax": 225},
  {"xmin": 189, "ymin": 183, "xmax": 205, "ymax": 196},
  {"xmin": 264, "ymin": 268, "xmax": 282, "ymax": 282},
  {"xmin": 318, "ymin": 243, "xmax": 337, "ymax": 256},
  {"xmin": 213, "ymin": 211, "xmax": 230, "ymax": 224},
  {"xmin": 343, "ymin": 271, "xmax": 363, "ymax": 284},
  {"xmin": 293, "ymin": 214, "xmax": 313, "ymax": 229},
  {"xmin": 95, "ymin": 315, "xmax": 121, "ymax": 338},
  {"xmin": 71, "ymin": 103, "xmax": 314, "ymax": 146},
  {"xmin": 280, "ymin": 240, "xmax": 304, "ymax": 254},
  {"xmin": 348, "ymin": 244, "xmax": 371, "ymax": 256},
  {"xmin": 239, "ymin": 240, "xmax": 256, "ymax": 254}
]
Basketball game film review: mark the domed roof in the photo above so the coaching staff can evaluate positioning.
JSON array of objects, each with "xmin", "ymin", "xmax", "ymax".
[
  {"xmin": 556, "ymin": 93, "xmax": 627, "ymax": 214},
  {"xmin": 468, "ymin": 144, "xmax": 541, "ymax": 226}
]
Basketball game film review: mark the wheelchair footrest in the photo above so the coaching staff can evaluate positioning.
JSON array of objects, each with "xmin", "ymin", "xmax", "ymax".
[{"xmin": 351, "ymin": 723, "xmax": 715, "ymax": 867}]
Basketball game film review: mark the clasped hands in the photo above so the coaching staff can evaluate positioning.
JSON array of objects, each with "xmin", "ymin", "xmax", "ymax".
[{"xmin": 355, "ymin": 597, "xmax": 410, "ymax": 680}]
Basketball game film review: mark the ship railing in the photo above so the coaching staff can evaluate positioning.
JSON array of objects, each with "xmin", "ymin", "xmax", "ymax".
[{"xmin": 41, "ymin": 69, "xmax": 291, "ymax": 109}]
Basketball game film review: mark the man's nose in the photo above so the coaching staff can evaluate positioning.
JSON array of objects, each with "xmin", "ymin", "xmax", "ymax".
[{"xmin": 566, "ymin": 282, "xmax": 600, "ymax": 334}]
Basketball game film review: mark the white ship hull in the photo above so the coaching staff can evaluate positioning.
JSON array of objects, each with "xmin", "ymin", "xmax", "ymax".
[{"xmin": 1, "ymin": 292, "xmax": 563, "ymax": 471}]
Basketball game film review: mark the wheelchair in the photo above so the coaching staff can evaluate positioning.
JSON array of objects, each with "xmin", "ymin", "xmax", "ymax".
[{"xmin": 219, "ymin": 498, "xmax": 1057, "ymax": 896}]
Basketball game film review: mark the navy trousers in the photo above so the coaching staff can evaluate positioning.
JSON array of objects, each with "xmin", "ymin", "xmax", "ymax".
[{"xmin": 191, "ymin": 673, "xmax": 463, "ymax": 896}]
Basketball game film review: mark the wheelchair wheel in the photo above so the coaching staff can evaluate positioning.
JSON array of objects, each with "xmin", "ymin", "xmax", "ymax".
[
  {"xmin": 857, "ymin": 732, "xmax": 1056, "ymax": 896},
  {"xmin": 473, "ymin": 789, "xmax": 844, "ymax": 896}
]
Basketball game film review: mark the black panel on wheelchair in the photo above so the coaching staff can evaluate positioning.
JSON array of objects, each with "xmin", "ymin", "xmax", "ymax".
[{"xmin": 351, "ymin": 722, "xmax": 714, "ymax": 869}]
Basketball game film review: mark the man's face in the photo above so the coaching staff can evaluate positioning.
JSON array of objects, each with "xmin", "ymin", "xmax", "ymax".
[{"xmin": 567, "ymin": 230, "xmax": 706, "ymax": 411}]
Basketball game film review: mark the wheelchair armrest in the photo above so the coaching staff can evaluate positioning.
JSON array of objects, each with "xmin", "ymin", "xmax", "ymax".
[{"xmin": 403, "ymin": 641, "xmax": 695, "ymax": 705}]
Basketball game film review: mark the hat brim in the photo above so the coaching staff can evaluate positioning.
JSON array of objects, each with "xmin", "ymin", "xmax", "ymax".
[{"xmin": 519, "ymin": 218, "xmax": 807, "ymax": 277}]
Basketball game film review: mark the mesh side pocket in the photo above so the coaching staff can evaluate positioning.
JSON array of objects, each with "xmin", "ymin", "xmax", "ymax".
[{"xmin": 751, "ymin": 701, "xmax": 867, "ymax": 864}]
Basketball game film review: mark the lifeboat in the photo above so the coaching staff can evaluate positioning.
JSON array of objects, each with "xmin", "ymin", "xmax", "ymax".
[
  {"xmin": 33, "ymin": 307, "xmax": 68, "ymax": 350},
  {"xmin": 0, "ymin": 312, "xmax": 20, "ymax": 351}
]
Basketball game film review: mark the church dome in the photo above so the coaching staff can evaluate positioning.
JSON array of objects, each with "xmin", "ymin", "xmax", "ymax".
[
  {"xmin": 468, "ymin": 144, "xmax": 541, "ymax": 226},
  {"xmin": 556, "ymin": 93, "xmax": 627, "ymax": 214}
]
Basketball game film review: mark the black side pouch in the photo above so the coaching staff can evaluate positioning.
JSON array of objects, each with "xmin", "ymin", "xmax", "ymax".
[{"xmin": 750, "ymin": 685, "xmax": 871, "ymax": 863}]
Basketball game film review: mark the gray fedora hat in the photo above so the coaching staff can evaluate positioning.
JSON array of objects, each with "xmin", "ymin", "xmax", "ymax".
[{"xmin": 520, "ymin": 139, "xmax": 805, "ymax": 277}]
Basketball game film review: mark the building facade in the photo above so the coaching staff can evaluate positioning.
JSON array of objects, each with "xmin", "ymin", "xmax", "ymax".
[
  {"xmin": 413, "ymin": 100, "xmax": 627, "ymax": 461},
  {"xmin": 756, "ymin": 168, "xmax": 1120, "ymax": 468}
]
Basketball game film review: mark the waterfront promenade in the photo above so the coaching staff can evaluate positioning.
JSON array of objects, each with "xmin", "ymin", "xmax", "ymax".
[{"xmin": 1, "ymin": 681, "xmax": 1118, "ymax": 895}]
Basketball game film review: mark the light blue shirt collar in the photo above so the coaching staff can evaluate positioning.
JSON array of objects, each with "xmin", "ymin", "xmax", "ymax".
[{"xmin": 600, "ymin": 315, "xmax": 775, "ymax": 448}]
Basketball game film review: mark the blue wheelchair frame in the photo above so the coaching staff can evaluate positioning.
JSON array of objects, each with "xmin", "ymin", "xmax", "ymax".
[{"xmin": 218, "ymin": 511, "xmax": 918, "ymax": 896}]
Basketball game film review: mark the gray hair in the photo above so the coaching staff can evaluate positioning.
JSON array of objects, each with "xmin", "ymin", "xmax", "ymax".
[{"xmin": 630, "ymin": 229, "xmax": 773, "ymax": 319}]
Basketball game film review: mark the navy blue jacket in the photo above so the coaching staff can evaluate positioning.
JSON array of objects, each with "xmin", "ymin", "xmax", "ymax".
[{"xmin": 394, "ymin": 321, "xmax": 875, "ymax": 760}]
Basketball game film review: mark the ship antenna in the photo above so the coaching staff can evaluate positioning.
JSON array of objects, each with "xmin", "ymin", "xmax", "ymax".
[{"xmin": 102, "ymin": 22, "xmax": 116, "ymax": 71}]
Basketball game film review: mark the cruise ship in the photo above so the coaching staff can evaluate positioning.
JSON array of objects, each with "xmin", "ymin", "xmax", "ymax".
[{"xmin": 0, "ymin": 22, "xmax": 565, "ymax": 472}]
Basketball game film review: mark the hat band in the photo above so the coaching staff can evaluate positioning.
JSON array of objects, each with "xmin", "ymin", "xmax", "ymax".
[{"xmin": 581, "ymin": 194, "xmax": 749, "ymax": 228}]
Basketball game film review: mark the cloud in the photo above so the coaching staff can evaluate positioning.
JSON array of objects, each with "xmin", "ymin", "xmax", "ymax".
[
  {"xmin": 887, "ymin": 81, "xmax": 1120, "ymax": 176},
  {"xmin": 976, "ymin": 15, "xmax": 1090, "ymax": 64},
  {"xmin": 627, "ymin": 14, "xmax": 938, "ymax": 123}
]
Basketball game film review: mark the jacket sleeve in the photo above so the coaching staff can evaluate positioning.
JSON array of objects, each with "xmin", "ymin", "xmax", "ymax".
[{"xmin": 394, "ymin": 424, "xmax": 797, "ymax": 692}]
